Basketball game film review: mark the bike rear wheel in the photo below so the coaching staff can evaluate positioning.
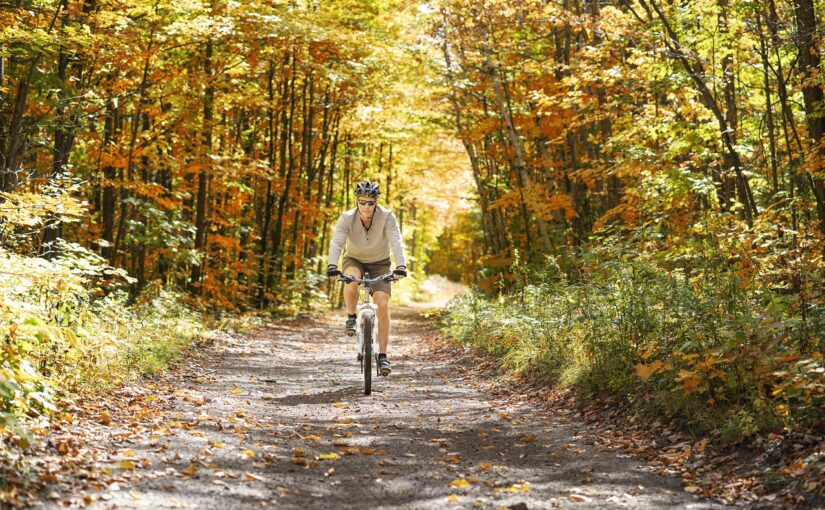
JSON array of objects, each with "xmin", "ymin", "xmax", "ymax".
[{"xmin": 362, "ymin": 315, "xmax": 373, "ymax": 395}]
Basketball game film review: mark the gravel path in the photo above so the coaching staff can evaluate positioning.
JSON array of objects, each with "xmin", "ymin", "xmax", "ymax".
[{"xmin": 35, "ymin": 307, "xmax": 728, "ymax": 509}]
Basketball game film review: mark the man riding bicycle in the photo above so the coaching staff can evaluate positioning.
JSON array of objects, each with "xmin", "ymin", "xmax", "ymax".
[{"xmin": 326, "ymin": 181, "xmax": 407, "ymax": 376}]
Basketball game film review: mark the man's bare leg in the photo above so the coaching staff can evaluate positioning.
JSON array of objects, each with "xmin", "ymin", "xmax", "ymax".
[
  {"xmin": 343, "ymin": 267, "xmax": 361, "ymax": 315},
  {"xmin": 373, "ymin": 291, "xmax": 390, "ymax": 354}
]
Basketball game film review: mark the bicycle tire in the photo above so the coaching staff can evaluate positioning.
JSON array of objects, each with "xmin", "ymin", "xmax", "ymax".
[{"xmin": 362, "ymin": 314, "xmax": 373, "ymax": 395}]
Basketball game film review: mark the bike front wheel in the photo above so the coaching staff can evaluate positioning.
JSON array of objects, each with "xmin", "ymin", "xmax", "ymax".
[{"xmin": 362, "ymin": 315, "xmax": 373, "ymax": 395}]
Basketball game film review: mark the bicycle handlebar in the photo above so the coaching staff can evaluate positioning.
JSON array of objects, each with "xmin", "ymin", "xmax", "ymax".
[{"xmin": 339, "ymin": 273, "xmax": 395, "ymax": 285}]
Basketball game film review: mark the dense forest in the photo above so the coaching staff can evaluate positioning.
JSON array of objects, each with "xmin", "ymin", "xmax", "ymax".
[
  {"xmin": 432, "ymin": 5, "xmax": 825, "ymax": 481},
  {"xmin": 1, "ymin": 0, "xmax": 825, "ymax": 504}
]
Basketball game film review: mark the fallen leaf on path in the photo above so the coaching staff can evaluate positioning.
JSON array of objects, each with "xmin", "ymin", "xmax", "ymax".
[
  {"xmin": 182, "ymin": 465, "xmax": 199, "ymax": 476},
  {"xmin": 479, "ymin": 462, "xmax": 492, "ymax": 471},
  {"xmin": 305, "ymin": 435, "xmax": 322, "ymax": 442},
  {"xmin": 244, "ymin": 472, "xmax": 265, "ymax": 481},
  {"xmin": 241, "ymin": 449, "xmax": 255, "ymax": 459},
  {"xmin": 447, "ymin": 495, "xmax": 459, "ymax": 503},
  {"xmin": 450, "ymin": 479, "xmax": 472, "ymax": 488},
  {"xmin": 319, "ymin": 453, "xmax": 340, "ymax": 460},
  {"xmin": 507, "ymin": 482, "xmax": 530, "ymax": 493},
  {"xmin": 290, "ymin": 458, "xmax": 307, "ymax": 466},
  {"xmin": 293, "ymin": 448, "xmax": 307, "ymax": 457},
  {"xmin": 118, "ymin": 460, "xmax": 136, "ymax": 470},
  {"xmin": 442, "ymin": 454, "xmax": 461, "ymax": 463},
  {"xmin": 569, "ymin": 494, "xmax": 592, "ymax": 503},
  {"xmin": 332, "ymin": 402, "xmax": 347, "ymax": 408}
]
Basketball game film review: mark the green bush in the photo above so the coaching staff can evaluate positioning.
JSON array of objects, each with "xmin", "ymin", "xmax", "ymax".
[{"xmin": 443, "ymin": 247, "xmax": 825, "ymax": 441}]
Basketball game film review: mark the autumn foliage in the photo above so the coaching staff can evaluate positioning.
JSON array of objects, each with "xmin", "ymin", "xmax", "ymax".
[{"xmin": 435, "ymin": 0, "xmax": 825, "ymax": 440}]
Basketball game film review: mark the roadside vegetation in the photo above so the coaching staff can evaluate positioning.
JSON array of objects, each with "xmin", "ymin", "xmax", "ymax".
[{"xmin": 444, "ymin": 244, "xmax": 824, "ymax": 442}]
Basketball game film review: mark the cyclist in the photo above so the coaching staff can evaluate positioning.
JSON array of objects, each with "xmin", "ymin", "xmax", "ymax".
[{"xmin": 326, "ymin": 181, "xmax": 407, "ymax": 376}]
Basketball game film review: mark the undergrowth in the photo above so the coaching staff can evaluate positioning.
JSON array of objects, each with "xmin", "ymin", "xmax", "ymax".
[{"xmin": 443, "ymin": 246, "xmax": 825, "ymax": 443}]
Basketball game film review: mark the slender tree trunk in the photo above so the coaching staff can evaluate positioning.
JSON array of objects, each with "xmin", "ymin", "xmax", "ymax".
[
  {"xmin": 257, "ymin": 58, "xmax": 278, "ymax": 308},
  {"xmin": 101, "ymin": 99, "xmax": 117, "ymax": 262},
  {"xmin": 190, "ymin": 40, "xmax": 214, "ymax": 294},
  {"xmin": 756, "ymin": 12, "xmax": 780, "ymax": 198}
]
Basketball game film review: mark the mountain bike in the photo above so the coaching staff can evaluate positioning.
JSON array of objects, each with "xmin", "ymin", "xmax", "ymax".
[{"xmin": 339, "ymin": 272, "xmax": 394, "ymax": 395}]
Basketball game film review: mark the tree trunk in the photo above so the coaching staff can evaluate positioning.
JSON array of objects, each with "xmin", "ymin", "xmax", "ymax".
[
  {"xmin": 793, "ymin": 0, "xmax": 825, "ymax": 233},
  {"xmin": 190, "ymin": 40, "xmax": 214, "ymax": 294}
]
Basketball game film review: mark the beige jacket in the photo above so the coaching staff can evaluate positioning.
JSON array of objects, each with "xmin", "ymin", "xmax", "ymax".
[{"xmin": 327, "ymin": 205, "xmax": 407, "ymax": 267}]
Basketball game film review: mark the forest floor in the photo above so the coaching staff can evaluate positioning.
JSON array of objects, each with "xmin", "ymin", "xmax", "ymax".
[{"xmin": 4, "ymin": 305, "xmax": 811, "ymax": 509}]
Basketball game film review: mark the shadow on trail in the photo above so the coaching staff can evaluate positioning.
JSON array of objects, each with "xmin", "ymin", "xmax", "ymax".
[{"xmin": 37, "ymin": 306, "xmax": 727, "ymax": 510}]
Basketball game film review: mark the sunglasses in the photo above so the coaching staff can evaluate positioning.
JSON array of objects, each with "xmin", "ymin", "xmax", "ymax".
[{"xmin": 358, "ymin": 200, "xmax": 376, "ymax": 206}]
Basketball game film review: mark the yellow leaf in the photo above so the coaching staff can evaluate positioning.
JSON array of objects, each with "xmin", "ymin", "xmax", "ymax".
[
  {"xmin": 118, "ymin": 460, "xmax": 136, "ymax": 470},
  {"xmin": 305, "ymin": 435, "xmax": 322, "ymax": 442},
  {"xmin": 520, "ymin": 434, "xmax": 536, "ymax": 443},
  {"xmin": 332, "ymin": 402, "xmax": 347, "ymax": 408},
  {"xmin": 447, "ymin": 495, "xmax": 459, "ymax": 503},
  {"xmin": 319, "ymin": 453, "xmax": 340, "ymax": 460},
  {"xmin": 121, "ymin": 449, "xmax": 137, "ymax": 458},
  {"xmin": 450, "ymin": 479, "xmax": 471, "ymax": 488},
  {"xmin": 182, "ymin": 464, "xmax": 198, "ymax": 476},
  {"xmin": 230, "ymin": 389, "xmax": 243, "ymax": 395},
  {"xmin": 507, "ymin": 483, "xmax": 530, "ymax": 493},
  {"xmin": 241, "ymin": 449, "xmax": 255, "ymax": 459}
]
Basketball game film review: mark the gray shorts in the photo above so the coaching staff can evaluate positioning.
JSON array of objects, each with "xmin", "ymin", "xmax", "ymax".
[{"xmin": 342, "ymin": 257, "xmax": 392, "ymax": 296}]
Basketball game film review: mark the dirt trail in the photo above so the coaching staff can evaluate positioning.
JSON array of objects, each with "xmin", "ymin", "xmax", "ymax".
[{"xmin": 35, "ymin": 307, "xmax": 727, "ymax": 509}]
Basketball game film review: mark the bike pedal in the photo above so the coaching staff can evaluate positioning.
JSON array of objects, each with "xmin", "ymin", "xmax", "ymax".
[{"xmin": 357, "ymin": 353, "xmax": 363, "ymax": 362}]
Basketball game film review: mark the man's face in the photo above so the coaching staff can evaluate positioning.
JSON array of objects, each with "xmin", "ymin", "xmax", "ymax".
[{"xmin": 356, "ymin": 195, "xmax": 377, "ymax": 217}]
